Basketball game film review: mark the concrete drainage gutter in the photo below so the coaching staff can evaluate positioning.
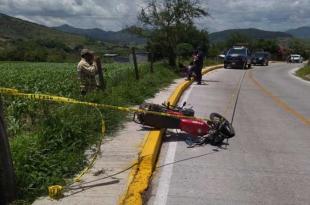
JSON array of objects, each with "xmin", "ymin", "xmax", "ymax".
[{"xmin": 119, "ymin": 65, "xmax": 223, "ymax": 205}]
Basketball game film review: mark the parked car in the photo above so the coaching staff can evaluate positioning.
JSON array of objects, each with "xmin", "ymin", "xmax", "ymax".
[
  {"xmin": 224, "ymin": 46, "xmax": 252, "ymax": 69},
  {"xmin": 252, "ymin": 52, "xmax": 270, "ymax": 66},
  {"xmin": 288, "ymin": 54, "xmax": 303, "ymax": 63}
]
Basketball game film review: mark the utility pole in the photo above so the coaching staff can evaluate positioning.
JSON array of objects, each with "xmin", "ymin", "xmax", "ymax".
[{"xmin": 0, "ymin": 98, "xmax": 17, "ymax": 204}]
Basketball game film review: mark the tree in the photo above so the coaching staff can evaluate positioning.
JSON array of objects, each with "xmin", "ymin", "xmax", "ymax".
[
  {"xmin": 252, "ymin": 39, "xmax": 279, "ymax": 59},
  {"xmin": 208, "ymin": 44, "xmax": 221, "ymax": 58},
  {"xmin": 176, "ymin": 43, "xmax": 193, "ymax": 59},
  {"xmin": 289, "ymin": 39, "xmax": 308, "ymax": 57},
  {"xmin": 138, "ymin": 0, "xmax": 208, "ymax": 67},
  {"xmin": 226, "ymin": 33, "xmax": 252, "ymax": 48}
]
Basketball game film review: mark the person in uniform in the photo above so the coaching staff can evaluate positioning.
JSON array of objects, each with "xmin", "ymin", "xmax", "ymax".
[
  {"xmin": 193, "ymin": 48, "xmax": 204, "ymax": 85},
  {"xmin": 187, "ymin": 49, "xmax": 204, "ymax": 84},
  {"xmin": 187, "ymin": 55, "xmax": 196, "ymax": 80},
  {"xmin": 77, "ymin": 49, "xmax": 100, "ymax": 95}
]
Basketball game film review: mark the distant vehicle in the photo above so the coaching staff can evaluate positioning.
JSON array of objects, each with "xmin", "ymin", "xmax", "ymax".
[
  {"xmin": 288, "ymin": 54, "xmax": 303, "ymax": 63},
  {"xmin": 252, "ymin": 52, "xmax": 270, "ymax": 66},
  {"xmin": 224, "ymin": 46, "xmax": 252, "ymax": 69}
]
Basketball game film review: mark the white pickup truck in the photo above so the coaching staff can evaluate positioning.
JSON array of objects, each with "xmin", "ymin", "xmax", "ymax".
[{"xmin": 288, "ymin": 54, "xmax": 303, "ymax": 63}]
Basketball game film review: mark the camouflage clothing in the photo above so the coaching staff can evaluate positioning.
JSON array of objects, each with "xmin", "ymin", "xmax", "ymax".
[{"xmin": 77, "ymin": 58, "xmax": 98, "ymax": 94}]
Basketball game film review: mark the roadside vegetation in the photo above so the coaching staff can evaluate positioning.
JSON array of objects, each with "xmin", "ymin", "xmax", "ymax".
[
  {"xmin": 0, "ymin": 61, "xmax": 178, "ymax": 203},
  {"xmin": 0, "ymin": 38, "xmax": 137, "ymax": 63},
  {"xmin": 296, "ymin": 62, "xmax": 310, "ymax": 81}
]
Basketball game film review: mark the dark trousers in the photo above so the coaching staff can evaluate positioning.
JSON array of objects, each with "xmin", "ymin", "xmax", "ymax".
[
  {"xmin": 187, "ymin": 66, "xmax": 195, "ymax": 80},
  {"xmin": 187, "ymin": 66, "xmax": 202, "ymax": 83},
  {"xmin": 195, "ymin": 68, "xmax": 202, "ymax": 84}
]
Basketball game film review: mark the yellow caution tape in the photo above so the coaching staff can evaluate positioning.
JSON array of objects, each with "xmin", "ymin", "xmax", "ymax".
[
  {"xmin": 48, "ymin": 185, "xmax": 64, "ymax": 199},
  {"xmin": 47, "ymin": 110, "xmax": 106, "ymax": 199},
  {"xmin": 0, "ymin": 88, "xmax": 19, "ymax": 93},
  {"xmin": 74, "ymin": 117, "xmax": 105, "ymax": 183},
  {"xmin": 0, "ymin": 87, "xmax": 208, "ymax": 121}
]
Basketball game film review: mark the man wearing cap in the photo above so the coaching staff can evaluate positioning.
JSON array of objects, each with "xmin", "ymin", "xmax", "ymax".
[{"xmin": 77, "ymin": 49, "xmax": 100, "ymax": 95}]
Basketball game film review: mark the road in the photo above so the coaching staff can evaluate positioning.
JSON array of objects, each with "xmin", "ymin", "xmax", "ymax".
[{"xmin": 147, "ymin": 62, "xmax": 310, "ymax": 205}]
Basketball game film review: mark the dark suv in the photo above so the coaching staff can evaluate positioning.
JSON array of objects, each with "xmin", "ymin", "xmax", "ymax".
[
  {"xmin": 224, "ymin": 46, "xmax": 252, "ymax": 69},
  {"xmin": 252, "ymin": 52, "xmax": 270, "ymax": 66}
]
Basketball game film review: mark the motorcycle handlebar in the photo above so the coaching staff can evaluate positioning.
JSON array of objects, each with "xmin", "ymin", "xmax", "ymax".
[{"xmin": 162, "ymin": 101, "xmax": 186, "ymax": 110}]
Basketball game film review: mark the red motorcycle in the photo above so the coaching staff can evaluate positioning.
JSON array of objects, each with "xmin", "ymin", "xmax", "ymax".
[{"xmin": 133, "ymin": 102, "xmax": 235, "ymax": 147}]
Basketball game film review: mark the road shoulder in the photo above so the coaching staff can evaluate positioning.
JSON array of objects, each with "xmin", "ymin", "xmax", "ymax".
[{"xmin": 289, "ymin": 66, "xmax": 310, "ymax": 85}]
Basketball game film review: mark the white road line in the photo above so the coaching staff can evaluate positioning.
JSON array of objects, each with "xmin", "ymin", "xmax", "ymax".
[
  {"xmin": 289, "ymin": 67, "xmax": 310, "ymax": 85},
  {"xmin": 153, "ymin": 86, "xmax": 193, "ymax": 205},
  {"xmin": 153, "ymin": 140, "xmax": 177, "ymax": 205}
]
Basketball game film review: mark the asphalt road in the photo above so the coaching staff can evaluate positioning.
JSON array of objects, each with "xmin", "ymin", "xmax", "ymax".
[{"xmin": 147, "ymin": 62, "xmax": 310, "ymax": 205}]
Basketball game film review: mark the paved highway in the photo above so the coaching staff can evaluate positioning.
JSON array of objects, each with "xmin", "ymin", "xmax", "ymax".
[{"xmin": 147, "ymin": 62, "xmax": 310, "ymax": 205}]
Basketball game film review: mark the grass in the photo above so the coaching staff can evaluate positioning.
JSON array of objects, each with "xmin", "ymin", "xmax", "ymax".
[
  {"xmin": 0, "ymin": 61, "xmax": 178, "ymax": 204},
  {"xmin": 296, "ymin": 64, "xmax": 310, "ymax": 81}
]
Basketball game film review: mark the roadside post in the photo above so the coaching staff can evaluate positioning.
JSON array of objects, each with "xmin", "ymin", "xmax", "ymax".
[
  {"xmin": 0, "ymin": 98, "xmax": 17, "ymax": 204},
  {"xmin": 150, "ymin": 52, "xmax": 154, "ymax": 73},
  {"xmin": 96, "ymin": 58, "xmax": 106, "ymax": 90},
  {"xmin": 132, "ymin": 47, "xmax": 140, "ymax": 80}
]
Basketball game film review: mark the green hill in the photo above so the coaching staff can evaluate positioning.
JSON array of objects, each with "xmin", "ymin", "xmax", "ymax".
[
  {"xmin": 286, "ymin": 26, "xmax": 310, "ymax": 39},
  {"xmin": 209, "ymin": 28, "xmax": 292, "ymax": 42},
  {"xmin": 0, "ymin": 13, "xmax": 90, "ymax": 47},
  {"xmin": 0, "ymin": 13, "xmax": 106, "ymax": 62},
  {"xmin": 52, "ymin": 24, "xmax": 146, "ymax": 45}
]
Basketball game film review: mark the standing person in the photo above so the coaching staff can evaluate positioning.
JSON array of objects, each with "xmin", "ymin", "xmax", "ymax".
[
  {"xmin": 77, "ymin": 49, "xmax": 100, "ymax": 95},
  {"xmin": 186, "ymin": 55, "xmax": 196, "ymax": 80},
  {"xmin": 193, "ymin": 48, "xmax": 204, "ymax": 85}
]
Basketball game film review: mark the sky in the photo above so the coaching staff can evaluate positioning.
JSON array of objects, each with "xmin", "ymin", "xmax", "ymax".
[{"xmin": 0, "ymin": 0, "xmax": 309, "ymax": 33}]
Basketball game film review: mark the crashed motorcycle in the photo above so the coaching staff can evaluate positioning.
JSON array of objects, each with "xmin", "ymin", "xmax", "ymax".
[{"xmin": 133, "ymin": 102, "xmax": 235, "ymax": 147}]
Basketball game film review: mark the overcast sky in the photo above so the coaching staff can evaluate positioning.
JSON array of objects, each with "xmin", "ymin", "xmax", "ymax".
[{"xmin": 0, "ymin": 0, "xmax": 309, "ymax": 33}]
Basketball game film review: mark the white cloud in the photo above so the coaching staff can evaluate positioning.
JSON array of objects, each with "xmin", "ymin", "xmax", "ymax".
[
  {"xmin": 0, "ymin": 0, "xmax": 309, "ymax": 32},
  {"xmin": 204, "ymin": 0, "xmax": 310, "ymax": 32}
]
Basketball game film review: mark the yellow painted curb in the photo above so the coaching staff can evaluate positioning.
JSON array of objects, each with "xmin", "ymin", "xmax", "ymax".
[{"xmin": 119, "ymin": 65, "xmax": 223, "ymax": 205}]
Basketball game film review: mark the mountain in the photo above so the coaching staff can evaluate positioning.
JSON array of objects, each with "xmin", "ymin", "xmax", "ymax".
[
  {"xmin": 286, "ymin": 26, "xmax": 310, "ymax": 39},
  {"xmin": 0, "ymin": 13, "xmax": 106, "ymax": 62},
  {"xmin": 0, "ymin": 13, "xmax": 89, "ymax": 47},
  {"xmin": 209, "ymin": 28, "xmax": 292, "ymax": 42},
  {"xmin": 53, "ymin": 24, "xmax": 145, "ymax": 44}
]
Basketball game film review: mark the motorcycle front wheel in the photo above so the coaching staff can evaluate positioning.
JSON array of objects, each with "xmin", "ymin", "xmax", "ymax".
[{"xmin": 210, "ymin": 113, "xmax": 235, "ymax": 138}]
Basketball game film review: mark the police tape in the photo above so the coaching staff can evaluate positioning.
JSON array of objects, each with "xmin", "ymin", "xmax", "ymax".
[{"xmin": 0, "ymin": 87, "xmax": 208, "ymax": 121}]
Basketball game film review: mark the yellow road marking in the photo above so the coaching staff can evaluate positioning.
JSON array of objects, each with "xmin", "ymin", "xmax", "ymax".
[{"xmin": 249, "ymin": 71, "xmax": 310, "ymax": 126}]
